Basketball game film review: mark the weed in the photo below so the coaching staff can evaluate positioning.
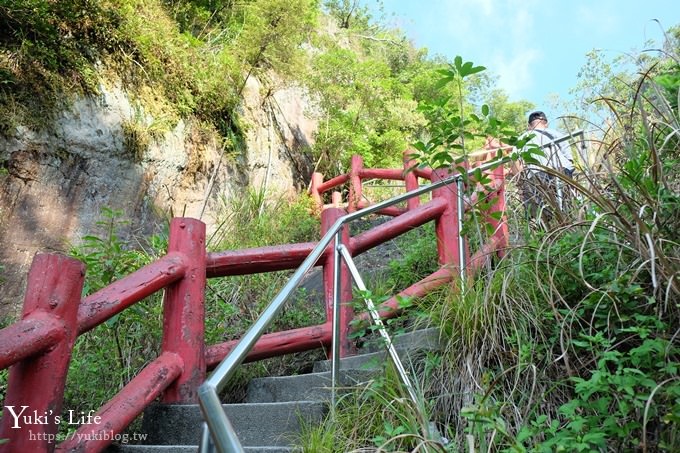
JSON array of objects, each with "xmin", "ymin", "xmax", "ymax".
[
  {"xmin": 64, "ymin": 208, "xmax": 165, "ymax": 421},
  {"xmin": 387, "ymin": 222, "xmax": 439, "ymax": 290},
  {"xmin": 454, "ymin": 60, "xmax": 680, "ymax": 451},
  {"xmin": 317, "ymin": 40, "xmax": 680, "ymax": 451},
  {"xmin": 298, "ymin": 363, "xmax": 444, "ymax": 453}
]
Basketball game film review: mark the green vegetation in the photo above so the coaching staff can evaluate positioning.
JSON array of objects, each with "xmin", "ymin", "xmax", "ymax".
[
  {"xmin": 60, "ymin": 193, "xmax": 322, "ymax": 431},
  {"xmin": 65, "ymin": 208, "xmax": 165, "ymax": 423},
  {"xmin": 306, "ymin": 12, "xmax": 530, "ymax": 175},
  {"xmin": 299, "ymin": 363, "xmax": 441, "ymax": 452},
  {"xmin": 0, "ymin": 1, "xmax": 122, "ymax": 132},
  {"xmin": 0, "ymin": 0, "xmax": 317, "ymax": 144},
  {"xmin": 299, "ymin": 28, "xmax": 680, "ymax": 453},
  {"xmin": 2, "ymin": 1, "xmax": 679, "ymax": 451},
  {"xmin": 0, "ymin": 0, "xmax": 529, "ymax": 172},
  {"xmin": 203, "ymin": 190, "xmax": 322, "ymax": 346}
]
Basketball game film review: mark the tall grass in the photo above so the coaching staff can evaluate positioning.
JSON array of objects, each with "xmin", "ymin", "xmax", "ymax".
[
  {"xmin": 299, "ymin": 362, "xmax": 444, "ymax": 453},
  {"xmin": 430, "ymin": 52, "xmax": 679, "ymax": 452},
  {"xmin": 305, "ymin": 41, "xmax": 679, "ymax": 453}
]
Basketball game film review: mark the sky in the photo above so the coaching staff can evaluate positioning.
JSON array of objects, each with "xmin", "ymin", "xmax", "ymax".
[{"xmin": 376, "ymin": 0, "xmax": 680, "ymax": 121}]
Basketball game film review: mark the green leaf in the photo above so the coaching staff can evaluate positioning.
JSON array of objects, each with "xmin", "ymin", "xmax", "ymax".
[
  {"xmin": 457, "ymin": 60, "xmax": 486, "ymax": 78},
  {"xmin": 581, "ymin": 432, "xmax": 606, "ymax": 447},
  {"xmin": 489, "ymin": 211, "xmax": 503, "ymax": 221},
  {"xmin": 412, "ymin": 141, "xmax": 427, "ymax": 152},
  {"xmin": 82, "ymin": 235, "xmax": 104, "ymax": 243},
  {"xmin": 434, "ymin": 75, "xmax": 454, "ymax": 90},
  {"xmin": 567, "ymin": 417, "xmax": 587, "ymax": 432}
]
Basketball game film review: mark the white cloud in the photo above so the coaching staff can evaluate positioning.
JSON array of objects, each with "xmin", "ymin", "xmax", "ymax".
[
  {"xmin": 575, "ymin": 2, "xmax": 621, "ymax": 35},
  {"xmin": 491, "ymin": 47, "xmax": 542, "ymax": 98},
  {"xmin": 385, "ymin": 0, "xmax": 680, "ymax": 105},
  {"xmin": 492, "ymin": 1, "xmax": 543, "ymax": 97},
  {"xmin": 390, "ymin": 0, "xmax": 546, "ymax": 98},
  {"xmin": 473, "ymin": 0, "xmax": 495, "ymax": 16}
]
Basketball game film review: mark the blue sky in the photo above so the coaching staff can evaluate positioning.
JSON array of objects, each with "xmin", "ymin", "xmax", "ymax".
[{"xmin": 377, "ymin": 0, "xmax": 680, "ymax": 120}]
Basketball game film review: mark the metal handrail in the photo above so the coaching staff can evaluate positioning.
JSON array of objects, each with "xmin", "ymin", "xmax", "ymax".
[
  {"xmin": 534, "ymin": 129, "xmax": 586, "ymax": 164},
  {"xmin": 336, "ymin": 244, "xmax": 419, "ymax": 406},
  {"xmin": 546, "ymin": 129, "xmax": 584, "ymax": 146},
  {"xmin": 198, "ymin": 156, "xmax": 510, "ymax": 453},
  {"xmin": 532, "ymin": 129, "xmax": 586, "ymax": 210}
]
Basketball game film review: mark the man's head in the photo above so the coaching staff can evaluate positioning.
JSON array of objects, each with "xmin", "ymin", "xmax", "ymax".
[{"xmin": 528, "ymin": 111, "xmax": 548, "ymax": 129}]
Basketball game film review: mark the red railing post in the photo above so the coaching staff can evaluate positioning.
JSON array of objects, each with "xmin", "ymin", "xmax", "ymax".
[
  {"xmin": 0, "ymin": 254, "xmax": 85, "ymax": 453},
  {"xmin": 403, "ymin": 150, "xmax": 420, "ymax": 211},
  {"xmin": 331, "ymin": 191, "xmax": 342, "ymax": 208},
  {"xmin": 321, "ymin": 207, "xmax": 355, "ymax": 358},
  {"xmin": 489, "ymin": 165, "xmax": 509, "ymax": 257},
  {"xmin": 310, "ymin": 172, "xmax": 324, "ymax": 211},
  {"xmin": 431, "ymin": 169, "xmax": 466, "ymax": 273},
  {"xmin": 348, "ymin": 155, "xmax": 363, "ymax": 212},
  {"xmin": 160, "ymin": 218, "xmax": 206, "ymax": 403}
]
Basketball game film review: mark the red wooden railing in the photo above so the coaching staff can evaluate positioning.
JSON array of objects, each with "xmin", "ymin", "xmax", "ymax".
[{"xmin": 0, "ymin": 152, "xmax": 508, "ymax": 453}]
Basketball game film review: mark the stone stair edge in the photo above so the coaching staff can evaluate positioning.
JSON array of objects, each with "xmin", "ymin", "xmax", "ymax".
[{"xmin": 117, "ymin": 328, "xmax": 443, "ymax": 451}]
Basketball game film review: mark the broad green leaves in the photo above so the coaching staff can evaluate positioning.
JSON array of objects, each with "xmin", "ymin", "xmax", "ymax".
[{"xmin": 409, "ymin": 56, "xmax": 517, "ymax": 170}]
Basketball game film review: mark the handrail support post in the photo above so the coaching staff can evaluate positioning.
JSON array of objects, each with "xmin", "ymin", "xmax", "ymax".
[
  {"xmin": 337, "ymin": 245, "xmax": 419, "ymax": 406},
  {"xmin": 431, "ymin": 169, "xmax": 468, "ymax": 278},
  {"xmin": 0, "ymin": 254, "xmax": 85, "ymax": 453},
  {"xmin": 161, "ymin": 217, "xmax": 207, "ymax": 403},
  {"xmin": 321, "ymin": 208, "xmax": 354, "ymax": 359},
  {"xmin": 330, "ymin": 230, "xmax": 342, "ymax": 414}
]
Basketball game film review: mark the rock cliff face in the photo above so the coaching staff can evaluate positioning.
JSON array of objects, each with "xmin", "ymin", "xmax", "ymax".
[{"xmin": 0, "ymin": 78, "xmax": 317, "ymax": 317}]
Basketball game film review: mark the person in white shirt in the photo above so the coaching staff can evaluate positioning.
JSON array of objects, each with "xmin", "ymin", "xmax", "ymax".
[
  {"xmin": 518, "ymin": 111, "xmax": 574, "ymax": 222},
  {"xmin": 522, "ymin": 111, "xmax": 574, "ymax": 177}
]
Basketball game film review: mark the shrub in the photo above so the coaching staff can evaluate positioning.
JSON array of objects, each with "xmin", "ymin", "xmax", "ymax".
[
  {"xmin": 64, "ymin": 208, "xmax": 166, "ymax": 425},
  {"xmin": 456, "ymin": 52, "xmax": 680, "ymax": 452}
]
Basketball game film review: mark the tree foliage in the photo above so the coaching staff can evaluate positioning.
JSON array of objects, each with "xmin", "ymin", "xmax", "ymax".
[
  {"xmin": 323, "ymin": 0, "xmax": 373, "ymax": 30},
  {"xmin": 307, "ymin": 43, "xmax": 424, "ymax": 173},
  {"xmin": 0, "ymin": 0, "xmax": 533, "ymax": 173},
  {"xmin": 230, "ymin": 0, "xmax": 319, "ymax": 95},
  {"xmin": 0, "ymin": 0, "xmax": 318, "ymax": 140}
]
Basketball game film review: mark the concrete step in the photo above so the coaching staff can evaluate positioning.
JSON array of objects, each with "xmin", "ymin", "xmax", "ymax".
[
  {"xmin": 111, "ymin": 329, "xmax": 443, "ymax": 452},
  {"xmin": 246, "ymin": 369, "xmax": 374, "ymax": 403},
  {"xmin": 139, "ymin": 401, "xmax": 326, "ymax": 447},
  {"xmin": 357, "ymin": 327, "xmax": 443, "ymax": 353},
  {"xmin": 313, "ymin": 327, "xmax": 443, "ymax": 373}
]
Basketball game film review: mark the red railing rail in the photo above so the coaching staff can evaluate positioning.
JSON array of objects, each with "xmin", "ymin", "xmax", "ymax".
[
  {"xmin": 0, "ymin": 152, "xmax": 508, "ymax": 453},
  {"xmin": 0, "ymin": 255, "xmax": 84, "ymax": 453},
  {"xmin": 0, "ymin": 219, "xmax": 206, "ymax": 453}
]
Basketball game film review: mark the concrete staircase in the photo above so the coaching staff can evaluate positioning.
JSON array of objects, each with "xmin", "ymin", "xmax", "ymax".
[{"xmin": 108, "ymin": 328, "xmax": 442, "ymax": 453}]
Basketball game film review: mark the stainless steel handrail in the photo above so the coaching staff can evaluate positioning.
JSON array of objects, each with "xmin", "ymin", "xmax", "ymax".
[
  {"xmin": 336, "ymin": 244, "xmax": 419, "ymax": 406},
  {"xmin": 533, "ymin": 129, "xmax": 585, "ymax": 210},
  {"xmin": 198, "ymin": 156, "xmax": 510, "ymax": 453},
  {"xmin": 545, "ymin": 129, "xmax": 584, "ymax": 147}
]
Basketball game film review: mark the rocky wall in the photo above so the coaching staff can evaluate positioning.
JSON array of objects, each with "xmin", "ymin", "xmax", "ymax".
[{"xmin": 0, "ymin": 79, "xmax": 317, "ymax": 318}]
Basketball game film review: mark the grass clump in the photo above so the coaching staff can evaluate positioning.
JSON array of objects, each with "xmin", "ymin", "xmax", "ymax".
[
  {"xmin": 302, "ymin": 32, "xmax": 680, "ymax": 453},
  {"xmin": 299, "ymin": 364, "xmax": 443, "ymax": 453}
]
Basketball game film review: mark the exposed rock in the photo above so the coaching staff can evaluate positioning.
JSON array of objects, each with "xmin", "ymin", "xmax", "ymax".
[
  {"xmin": 0, "ymin": 80, "xmax": 318, "ymax": 318},
  {"xmin": 239, "ymin": 76, "xmax": 317, "ymax": 194}
]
